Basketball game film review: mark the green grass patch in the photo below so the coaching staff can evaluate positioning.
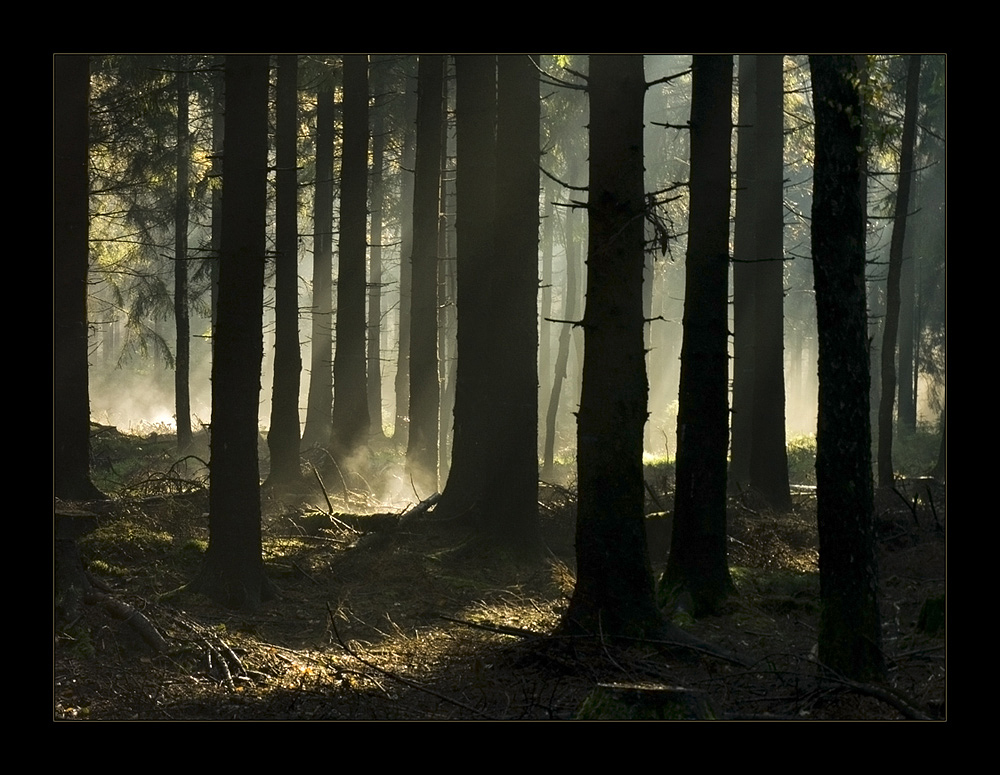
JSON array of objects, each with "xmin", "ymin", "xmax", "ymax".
[{"xmin": 80, "ymin": 519, "xmax": 175, "ymax": 563}]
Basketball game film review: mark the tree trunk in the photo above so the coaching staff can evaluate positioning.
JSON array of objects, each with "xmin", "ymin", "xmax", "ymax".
[
  {"xmin": 330, "ymin": 55, "xmax": 372, "ymax": 464},
  {"xmin": 193, "ymin": 55, "xmax": 274, "ymax": 611},
  {"xmin": 209, "ymin": 58, "xmax": 224, "ymax": 340},
  {"xmin": 810, "ymin": 54, "xmax": 885, "ymax": 681},
  {"xmin": 174, "ymin": 58, "xmax": 192, "ymax": 452},
  {"xmin": 434, "ymin": 55, "xmax": 498, "ymax": 518},
  {"xmin": 560, "ymin": 55, "xmax": 660, "ymax": 637},
  {"xmin": 661, "ymin": 55, "xmax": 735, "ymax": 615},
  {"xmin": 367, "ymin": 58, "xmax": 388, "ymax": 441},
  {"xmin": 748, "ymin": 55, "xmax": 792, "ymax": 511},
  {"xmin": 55, "ymin": 55, "xmax": 104, "ymax": 501},
  {"xmin": 266, "ymin": 54, "xmax": 303, "ymax": 487},
  {"xmin": 487, "ymin": 53, "xmax": 540, "ymax": 552},
  {"xmin": 393, "ymin": 65, "xmax": 418, "ymax": 446},
  {"xmin": 433, "ymin": 55, "xmax": 541, "ymax": 557},
  {"xmin": 302, "ymin": 85, "xmax": 336, "ymax": 448},
  {"xmin": 729, "ymin": 54, "xmax": 758, "ymax": 494},
  {"xmin": 437, "ymin": 84, "xmax": 456, "ymax": 481},
  {"xmin": 406, "ymin": 54, "xmax": 444, "ymax": 497},
  {"xmin": 543, "ymin": 203, "xmax": 578, "ymax": 480},
  {"xmin": 878, "ymin": 55, "xmax": 922, "ymax": 488}
]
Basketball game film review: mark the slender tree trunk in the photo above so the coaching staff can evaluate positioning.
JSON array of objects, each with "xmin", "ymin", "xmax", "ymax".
[
  {"xmin": 933, "ymin": 388, "xmax": 946, "ymax": 483},
  {"xmin": 393, "ymin": 65, "xmax": 418, "ymax": 445},
  {"xmin": 729, "ymin": 54, "xmax": 757, "ymax": 493},
  {"xmin": 748, "ymin": 55, "xmax": 792, "ymax": 510},
  {"xmin": 174, "ymin": 58, "xmax": 192, "ymax": 452},
  {"xmin": 560, "ymin": 55, "xmax": 660, "ymax": 637},
  {"xmin": 897, "ymin": 203, "xmax": 917, "ymax": 433},
  {"xmin": 302, "ymin": 85, "xmax": 336, "ymax": 448},
  {"xmin": 266, "ymin": 54, "xmax": 303, "ymax": 487},
  {"xmin": 539, "ymin": 185, "xmax": 554, "ymax": 433},
  {"xmin": 209, "ymin": 58, "xmax": 224, "ymax": 340},
  {"xmin": 367, "ymin": 62, "xmax": 388, "ymax": 441},
  {"xmin": 543, "ymin": 203, "xmax": 577, "ymax": 480},
  {"xmin": 878, "ymin": 55, "xmax": 922, "ymax": 487},
  {"xmin": 330, "ymin": 55, "xmax": 372, "ymax": 464},
  {"xmin": 437, "ymin": 84, "xmax": 456, "ymax": 481},
  {"xmin": 55, "ymin": 54, "xmax": 104, "ymax": 501},
  {"xmin": 406, "ymin": 54, "xmax": 444, "ymax": 496},
  {"xmin": 194, "ymin": 55, "xmax": 274, "ymax": 611},
  {"xmin": 810, "ymin": 54, "xmax": 885, "ymax": 681},
  {"xmin": 662, "ymin": 55, "xmax": 735, "ymax": 615}
]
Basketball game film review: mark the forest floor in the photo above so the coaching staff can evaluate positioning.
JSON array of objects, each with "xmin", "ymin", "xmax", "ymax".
[{"xmin": 54, "ymin": 425, "xmax": 946, "ymax": 721}]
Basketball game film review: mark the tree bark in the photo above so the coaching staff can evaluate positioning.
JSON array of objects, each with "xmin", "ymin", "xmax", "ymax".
[
  {"xmin": 302, "ymin": 84, "xmax": 336, "ymax": 448},
  {"xmin": 174, "ymin": 58, "xmax": 192, "ymax": 452},
  {"xmin": 330, "ymin": 55, "xmax": 372, "ymax": 463},
  {"xmin": 560, "ymin": 55, "xmax": 660, "ymax": 637},
  {"xmin": 543, "ymin": 204, "xmax": 578, "ymax": 480},
  {"xmin": 406, "ymin": 54, "xmax": 444, "ymax": 496},
  {"xmin": 661, "ymin": 55, "xmax": 735, "ymax": 615},
  {"xmin": 266, "ymin": 54, "xmax": 303, "ymax": 487},
  {"xmin": 878, "ymin": 55, "xmax": 922, "ymax": 488},
  {"xmin": 488, "ymin": 54, "xmax": 541, "ymax": 552},
  {"xmin": 729, "ymin": 54, "xmax": 758, "ymax": 493},
  {"xmin": 367, "ymin": 57, "xmax": 389, "ymax": 441},
  {"xmin": 810, "ymin": 54, "xmax": 885, "ymax": 681},
  {"xmin": 55, "ymin": 55, "xmax": 104, "ymax": 501},
  {"xmin": 393, "ymin": 64, "xmax": 418, "ymax": 446},
  {"xmin": 194, "ymin": 55, "xmax": 274, "ymax": 611},
  {"xmin": 434, "ymin": 55, "xmax": 498, "ymax": 518},
  {"xmin": 748, "ymin": 55, "xmax": 792, "ymax": 511}
]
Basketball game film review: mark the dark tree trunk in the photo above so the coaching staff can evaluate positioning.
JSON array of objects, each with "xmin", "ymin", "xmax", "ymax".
[
  {"xmin": 209, "ymin": 58, "xmax": 224, "ymax": 338},
  {"xmin": 560, "ymin": 55, "xmax": 660, "ymax": 637},
  {"xmin": 729, "ymin": 54, "xmax": 758, "ymax": 493},
  {"xmin": 406, "ymin": 54, "xmax": 444, "ymax": 497},
  {"xmin": 302, "ymin": 85, "xmax": 335, "ymax": 448},
  {"xmin": 433, "ymin": 55, "xmax": 541, "ymax": 556},
  {"xmin": 878, "ymin": 55, "xmax": 922, "ymax": 488},
  {"xmin": 330, "ymin": 55, "xmax": 372, "ymax": 463},
  {"xmin": 809, "ymin": 54, "xmax": 885, "ymax": 681},
  {"xmin": 748, "ymin": 55, "xmax": 792, "ymax": 511},
  {"xmin": 367, "ymin": 57, "xmax": 389, "ymax": 441},
  {"xmin": 486, "ymin": 54, "xmax": 540, "ymax": 552},
  {"xmin": 174, "ymin": 58, "xmax": 192, "ymax": 452},
  {"xmin": 438, "ymin": 94, "xmax": 457, "ymax": 480},
  {"xmin": 55, "ymin": 55, "xmax": 104, "ymax": 502},
  {"xmin": 434, "ymin": 55, "xmax": 498, "ymax": 518},
  {"xmin": 897, "ymin": 209, "xmax": 917, "ymax": 434},
  {"xmin": 730, "ymin": 55, "xmax": 792, "ymax": 510},
  {"xmin": 393, "ymin": 65, "xmax": 418, "ymax": 446},
  {"xmin": 661, "ymin": 55, "xmax": 735, "ymax": 615},
  {"xmin": 543, "ymin": 204, "xmax": 578, "ymax": 480},
  {"xmin": 933, "ymin": 389, "xmax": 946, "ymax": 483},
  {"xmin": 193, "ymin": 55, "xmax": 275, "ymax": 611},
  {"xmin": 539, "ymin": 184, "xmax": 555, "ymax": 428},
  {"xmin": 266, "ymin": 54, "xmax": 303, "ymax": 487}
]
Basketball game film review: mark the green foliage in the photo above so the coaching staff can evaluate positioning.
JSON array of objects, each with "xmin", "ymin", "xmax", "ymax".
[
  {"xmin": 892, "ymin": 422, "xmax": 942, "ymax": 477},
  {"xmin": 81, "ymin": 519, "xmax": 174, "ymax": 564},
  {"xmin": 786, "ymin": 434, "xmax": 817, "ymax": 485},
  {"xmin": 89, "ymin": 55, "xmax": 218, "ymax": 369},
  {"xmin": 88, "ymin": 558, "xmax": 130, "ymax": 577}
]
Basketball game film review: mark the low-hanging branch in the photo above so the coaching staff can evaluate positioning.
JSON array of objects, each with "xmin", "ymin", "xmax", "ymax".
[{"xmin": 646, "ymin": 68, "xmax": 692, "ymax": 88}]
